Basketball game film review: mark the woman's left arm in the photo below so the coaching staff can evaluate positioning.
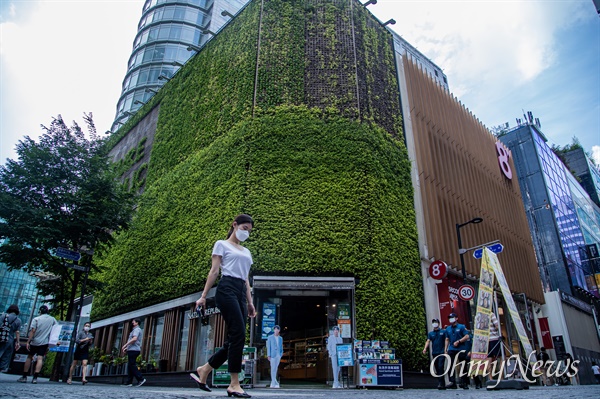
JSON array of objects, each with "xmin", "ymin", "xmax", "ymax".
[{"xmin": 246, "ymin": 279, "xmax": 256, "ymax": 317}]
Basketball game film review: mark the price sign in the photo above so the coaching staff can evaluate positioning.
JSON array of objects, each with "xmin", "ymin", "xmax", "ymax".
[
  {"xmin": 428, "ymin": 260, "xmax": 448, "ymax": 280},
  {"xmin": 458, "ymin": 284, "xmax": 475, "ymax": 301}
]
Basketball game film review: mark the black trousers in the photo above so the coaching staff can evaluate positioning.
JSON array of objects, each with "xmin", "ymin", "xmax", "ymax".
[
  {"xmin": 126, "ymin": 350, "xmax": 143, "ymax": 383},
  {"xmin": 208, "ymin": 276, "xmax": 247, "ymax": 373},
  {"xmin": 433, "ymin": 353, "xmax": 446, "ymax": 386},
  {"xmin": 447, "ymin": 351, "xmax": 469, "ymax": 385}
]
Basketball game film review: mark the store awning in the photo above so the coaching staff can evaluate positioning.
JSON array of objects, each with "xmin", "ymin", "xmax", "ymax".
[{"xmin": 252, "ymin": 276, "xmax": 355, "ymax": 291}]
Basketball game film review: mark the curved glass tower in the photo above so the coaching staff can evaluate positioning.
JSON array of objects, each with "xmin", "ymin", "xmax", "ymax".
[{"xmin": 112, "ymin": 0, "xmax": 249, "ymax": 131}]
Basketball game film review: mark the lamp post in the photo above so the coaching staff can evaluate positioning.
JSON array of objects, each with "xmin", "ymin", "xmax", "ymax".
[{"xmin": 456, "ymin": 217, "xmax": 483, "ymax": 328}]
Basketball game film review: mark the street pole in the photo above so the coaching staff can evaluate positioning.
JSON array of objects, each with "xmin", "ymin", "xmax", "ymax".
[
  {"xmin": 62, "ymin": 253, "xmax": 91, "ymax": 382},
  {"xmin": 456, "ymin": 217, "xmax": 483, "ymax": 330},
  {"xmin": 456, "ymin": 223, "xmax": 472, "ymax": 329}
]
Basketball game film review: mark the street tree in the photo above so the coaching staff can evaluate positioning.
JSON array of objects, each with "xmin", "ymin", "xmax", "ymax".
[{"xmin": 0, "ymin": 113, "xmax": 134, "ymax": 321}]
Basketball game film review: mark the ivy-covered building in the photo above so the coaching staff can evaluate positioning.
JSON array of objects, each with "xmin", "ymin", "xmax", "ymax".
[
  {"xmin": 93, "ymin": 0, "xmax": 427, "ymax": 386},
  {"xmin": 89, "ymin": 0, "xmax": 546, "ymax": 388}
]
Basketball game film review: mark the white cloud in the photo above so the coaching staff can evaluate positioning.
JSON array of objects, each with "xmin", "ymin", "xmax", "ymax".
[
  {"xmin": 1, "ymin": 0, "xmax": 144, "ymax": 163},
  {"xmin": 592, "ymin": 146, "xmax": 600, "ymax": 168}
]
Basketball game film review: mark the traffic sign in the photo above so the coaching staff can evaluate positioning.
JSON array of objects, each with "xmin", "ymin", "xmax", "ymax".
[
  {"xmin": 428, "ymin": 260, "xmax": 448, "ymax": 280},
  {"xmin": 64, "ymin": 263, "xmax": 88, "ymax": 272},
  {"xmin": 473, "ymin": 243, "xmax": 504, "ymax": 259},
  {"xmin": 56, "ymin": 247, "xmax": 81, "ymax": 262},
  {"xmin": 458, "ymin": 284, "xmax": 475, "ymax": 301}
]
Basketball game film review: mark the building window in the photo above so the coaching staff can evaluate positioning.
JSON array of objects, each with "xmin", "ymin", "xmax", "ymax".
[{"xmin": 177, "ymin": 308, "xmax": 191, "ymax": 371}]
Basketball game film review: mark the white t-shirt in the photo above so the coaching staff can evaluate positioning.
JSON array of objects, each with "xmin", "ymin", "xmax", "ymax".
[
  {"xmin": 592, "ymin": 364, "xmax": 600, "ymax": 375},
  {"xmin": 212, "ymin": 240, "xmax": 253, "ymax": 280}
]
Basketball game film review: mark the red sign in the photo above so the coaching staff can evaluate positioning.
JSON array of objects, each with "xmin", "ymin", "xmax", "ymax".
[
  {"xmin": 458, "ymin": 284, "xmax": 475, "ymax": 301},
  {"xmin": 538, "ymin": 317, "xmax": 553, "ymax": 349},
  {"xmin": 428, "ymin": 260, "xmax": 448, "ymax": 280}
]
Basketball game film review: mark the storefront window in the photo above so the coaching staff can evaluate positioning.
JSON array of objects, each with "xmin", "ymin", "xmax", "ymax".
[
  {"xmin": 177, "ymin": 308, "xmax": 191, "ymax": 371},
  {"xmin": 150, "ymin": 313, "xmax": 165, "ymax": 362}
]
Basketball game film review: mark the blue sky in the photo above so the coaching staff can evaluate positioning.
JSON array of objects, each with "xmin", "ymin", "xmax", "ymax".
[{"xmin": 1, "ymin": 0, "xmax": 599, "ymax": 165}]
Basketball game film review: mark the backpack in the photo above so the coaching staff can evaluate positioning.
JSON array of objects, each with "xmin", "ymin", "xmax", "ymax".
[{"xmin": 0, "ymin": 313, "xmax": 13, "ymax": 343}]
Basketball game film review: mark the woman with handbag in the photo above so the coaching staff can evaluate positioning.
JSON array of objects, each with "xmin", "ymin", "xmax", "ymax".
[
  {"xmin": 67, "ymin": 322, "xmax": 93, "ymax": 385},
  {"xmin": 190, "ymin": 214, "xmax": 256, "ymax": 398}
]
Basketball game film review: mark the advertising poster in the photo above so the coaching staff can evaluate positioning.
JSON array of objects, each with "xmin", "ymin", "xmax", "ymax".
[
  {"xmin": 49, "ymin": 321, "xmax": 75, "ymax": 352},
  {"xmin": 337, "ymin": 303, "xmax": 350, "ymax": 320},
  {"xmin": 358, "ymin": 359, "xmax": 402, "ymax": 387},
  {"xmin": 338, "ymin": 319, "xmax": 351, "ymax": 338},
  {"xmin": 470, "ymin": 250, "xmax": 496, "ymax": 360},
  {"xmin": 261, "ymin": 302, "xmax": 276, "ymax": 340},
  {"xmin": 485, "ymin": 248, "xmax": 534, "ymax": 360},
  {"xmin": 336, "ymin": 343, "xmax": 354, "ymax": 367}
]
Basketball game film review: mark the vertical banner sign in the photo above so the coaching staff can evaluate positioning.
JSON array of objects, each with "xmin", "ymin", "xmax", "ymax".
[
  {"xmin": 484, "ymin": 248, "xmax": 534, "ymax": 360},
  {"xmin": 261, "ymin": 302, "xmax": 276, "ymax": 340},
  {"xmin": 470, "ymin": 252, "xmax": 496, "ymax": 360},
  {"xmin": 537, "ymin": 317, "xmax": 554, "ymax": 349}
]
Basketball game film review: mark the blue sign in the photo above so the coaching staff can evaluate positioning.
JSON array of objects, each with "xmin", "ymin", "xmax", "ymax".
[
  {"xmin": 56, "ymin": 247, "xmax": 81, "ymax": 261},
  {"xmin": 473, "ymin": 243, "xmax": 504, "ymax": 259},
  {"xmin": 261, "ymin": 302, "xmax": 277, "ymax": 339}
]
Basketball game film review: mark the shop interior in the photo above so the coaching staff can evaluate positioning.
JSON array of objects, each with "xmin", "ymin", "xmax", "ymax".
[{"xmin": 253, "ymin": 289, "xmax": 352, "ymax": 385}]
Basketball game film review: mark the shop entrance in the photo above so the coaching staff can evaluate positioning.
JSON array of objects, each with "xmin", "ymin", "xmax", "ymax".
[{"xmin": 251, "ymin": 276, "xmax": 355, "ymax": 387}]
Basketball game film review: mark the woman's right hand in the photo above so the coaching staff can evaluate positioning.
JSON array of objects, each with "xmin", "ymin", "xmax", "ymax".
[{"xmin": 196, "ymin": 297, "xmax": 206, "ymax": 310}]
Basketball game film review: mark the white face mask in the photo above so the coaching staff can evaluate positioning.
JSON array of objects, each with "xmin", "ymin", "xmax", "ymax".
[
  {"xmin": 84, "ymin": 327, "xmax": 90, "ymax": 332},
  {"xmin": 235, "ymin": 229, "xmax": 249, "ymax": 242},
  {"xmin": 432, "ymin": 323, "xmax": 439, "ymax": 328},
  {"xmin": 449, "ymin": 318, "xmax": 456, "ymax": 324}
]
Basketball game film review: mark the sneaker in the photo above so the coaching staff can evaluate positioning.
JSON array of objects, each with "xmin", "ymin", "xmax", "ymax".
[
  {"xmin": 123, "ymin": 382, "xmax": 133, "ymax": 387},
  {"xmin": 17, "ymin": 376, "xmax": 27, "ymax": 383},
  {"xmin": 31, "ymin": 378, "xmax": 37, "ymax": 384},
  {"xmin": 446, "ymin": 383, "xmax": 458, "ymax": 389},
  {"xmin": 135, "ymin": 379, "xmax": 146, "ymax": 387}
]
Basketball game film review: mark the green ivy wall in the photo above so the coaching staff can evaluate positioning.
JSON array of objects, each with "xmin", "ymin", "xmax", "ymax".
[{"xmin": 95, "ymin": 0, "xmax": 425, "ymax": 369}]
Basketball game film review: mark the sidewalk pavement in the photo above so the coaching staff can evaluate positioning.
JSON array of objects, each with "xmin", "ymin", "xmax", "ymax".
[{"xmin": 0, "ymin": 372, "xmax": 598, "ymax": 399}]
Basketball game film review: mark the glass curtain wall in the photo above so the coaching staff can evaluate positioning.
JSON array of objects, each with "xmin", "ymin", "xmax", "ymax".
[{"xmin": 111, "ymin": 0, "xmax": 250, "ymax": 131}]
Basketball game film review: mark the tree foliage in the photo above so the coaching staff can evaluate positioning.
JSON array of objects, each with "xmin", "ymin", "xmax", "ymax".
[{"xmin": 0, "ymin": 114, "xmax": 134, "ymax": 319}]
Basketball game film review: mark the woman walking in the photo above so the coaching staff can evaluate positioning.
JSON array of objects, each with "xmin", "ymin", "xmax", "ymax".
[
  {"xmin": 190, "ymin": 214, "xmax": 256, "ymax": 398},
  {"xmin": 67, "ymin": 322, "xmax": 93, "ymax": 385}
]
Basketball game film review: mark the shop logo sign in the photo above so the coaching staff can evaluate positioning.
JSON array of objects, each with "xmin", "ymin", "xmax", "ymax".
[{"xmin": 496, "ymin": 141, "xmax": 512, "ymax": 180}]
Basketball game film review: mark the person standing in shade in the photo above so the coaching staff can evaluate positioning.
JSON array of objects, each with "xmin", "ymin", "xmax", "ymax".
[
  {"xmin": 0, "ymin": 304, "xmax": 21, "ymax": 373},
  {"xmin": 18, "ymin": 305, "xmax": 57, "ymax": 384},
  {"xmin": 444, "ymin": 312, "xmax": 470, "ymax": 389},
  {"xmin": 536, "ymin": 346, "xmax": 553, "ymax": 386},
  {"xmin": 327, "ymin": 326, "xmax": 343, "ymax": 389},
  {"xmin": 191, "ymin": 214, "xmax": 256, "ymax": 398},
  {"xmin": 422, "ymin": 318, "xmax": 448, "ymax": 389},
  {"xmin": 67, "ymin": 322, "xmax": 93, "ymax": 385},
  {"xmin": 266, "ymin": 325, "xmax": 283, "ymax": 388},
  {"xmin": 121, "ymin": 318, "xmax": 146, "ymax": 387},
  {"xmin": 591, "ymin": 362, "xmax": 600, "ymax": 384}
]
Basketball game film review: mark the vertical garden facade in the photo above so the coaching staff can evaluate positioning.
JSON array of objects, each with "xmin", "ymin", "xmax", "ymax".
[{"xmin": 95, "ymin": 0, "xmax": 426, "ymax": 373}]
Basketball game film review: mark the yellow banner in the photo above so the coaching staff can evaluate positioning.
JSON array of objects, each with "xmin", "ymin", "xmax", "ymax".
[
  {"xmin": 471, "ymin": 250, "xmax": 496, "ymax": 360},
  {"xmin": 484, "ymin": 247, "xmax": 534, "ymax": 360}
]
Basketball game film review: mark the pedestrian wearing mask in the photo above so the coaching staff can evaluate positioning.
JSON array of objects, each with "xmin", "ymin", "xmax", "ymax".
[
  {"xmin": 327, "ymin": 326, "xmax": 343, "ymax": 389},
  {"xmin": 422, "ymin": 318, "xmax": 447, "ymax": 389},
  {"xmin": 67, "ymin": 322, "xmax": 93, "ymax": 385},
  {"xmin": 0, "ymin": 304, "xmax": 21, "ymax": 373},
  {"xmin": 267, "ymin": 325, "xmax": 283, "ymax": 388},
  {"xmin": 191, "ymin": 214, "xmax": 256, "ymax": 398},
  {"xmin": 444, "ymin": 312, "xmax": 470, "ymax": 389}
]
